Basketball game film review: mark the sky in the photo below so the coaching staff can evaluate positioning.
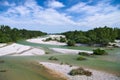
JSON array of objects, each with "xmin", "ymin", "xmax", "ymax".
[{"xmin": 0, "ymin": 0, "xmax": 120, "ymax": 33}]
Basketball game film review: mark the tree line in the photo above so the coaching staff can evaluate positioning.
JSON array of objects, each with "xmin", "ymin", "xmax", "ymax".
[
  {"xmin": 62, "ymin": 26, "xmax": 120, "ymax": 46},
  {"xmin": 0, "ymin": 25, "xmax": 47, "ymax": 43}
]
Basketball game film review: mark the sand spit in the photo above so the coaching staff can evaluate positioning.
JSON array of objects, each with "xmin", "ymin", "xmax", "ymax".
[
  {"xmin": 51, "ymin": 48, "xmax": 93, "ymax": 54},
  {"xmin": 27, "ymin": 35, "xmax": 66, "ymax": 46},
  {"xmin": 40, "ymin": 62, "xmax": 120, "ymax": 80},
  {"xmin": 0, "ymin": 43, "xmax": 45, "ymax": 56}
]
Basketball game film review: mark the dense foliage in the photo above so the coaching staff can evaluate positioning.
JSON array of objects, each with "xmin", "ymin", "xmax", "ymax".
[
  {"xmin": 68, "ymin": 67, "xmax": 92, "ymax": 76},
  {"xmin": 93, "ymin": 48, "xmax": 108, "ymax": 55},
  {"xmin": 62, "ymin": 26, "xmax": 120, "ymax": 46},
  {"xmin": 67, "ymin": 40, "xmax": 76, "ymax": 46},
  {"xmin": 0, "ymin": 25, "xmax": 47, "ymax": 43},
  {"xmin": 59, "ymin": 37, "xmax": 66, "ymax": 42}
]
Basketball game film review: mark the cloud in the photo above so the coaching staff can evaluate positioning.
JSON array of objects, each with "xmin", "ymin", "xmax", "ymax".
[
  {"xmin": 0, "ymin": 1, "xmax": 15, "ymax": 7},
  {"xmin": 0, "ymin": 0, "xmax": 120, "ymax": 33},
  {"xmin": 47, "ymin": 0, "xmax": 65, "ymax": 8},
  {"xmin": 0, "ymin": 0, "xmax": 75, "ymax": 32},
  {"xmin": 67, "ymin": 0, "xmax": 120, "ymax": 29}
]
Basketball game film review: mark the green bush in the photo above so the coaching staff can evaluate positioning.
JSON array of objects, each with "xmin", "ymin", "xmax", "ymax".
[
  {"xmin": 68, "ymin": 67, "xmax": 92, "ymax": 76},
  {"xmin": 0, "ymin": 70, "xmax": 7, "ymax": 72},
  {"xmin": 67, "ymin": 40, "xmax": 76, "ymax": 46},
  {"xmin": 93, "ymin": 48, "xmax": 108, "ymax": 55},
  {"xmin": 45, "ymin": 52, "xmax": 50, "ymax": 54},
  {"xmin": 59, "ymin": 37, "xmax": 66, "ymax": 42},
  {"xmin": 0, "ymin": 60, "xmax": 4, "ymax": 63},
  {"xmin": 45, "ymin": 37, "xmax": 52, "ymax": 41},
  {"xmin": 49, "ymin": 56, "xmax": 58, "ymax": 61},
  {"xmin": 78, "ymin": 52, "xmax": 91, "ymax": 56},
  {"xmin": 76, "ymin": 56, "xmax": 86, "ymax": 61}
]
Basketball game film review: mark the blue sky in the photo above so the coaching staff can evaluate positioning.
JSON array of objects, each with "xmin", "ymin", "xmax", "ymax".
[{"xmin": 0, "ymin": 0, "xmax": 120, "ymax": 33}]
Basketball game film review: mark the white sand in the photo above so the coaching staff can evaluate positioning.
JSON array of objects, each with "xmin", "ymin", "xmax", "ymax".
[
  {"xmin": 51, "ymin": 48, "xmax": 93, "ymax": 54},
  {"xmin": 27, "ymin": 35, "xmax": 66, "ymax": 46},
  {"xmin": 0, "ymin": 43, "xmax": 7, "ymax": 47},
  {"xmin": 0, "ymin": 43, "xmax": 45, "ymax": 56},
  {"xmin": 40, "ymin": 62, "xmax": 120, "ymax": 80},
  {"xmin": 15, "ymin": 48, "xmax": 45, "ymax": 56}
]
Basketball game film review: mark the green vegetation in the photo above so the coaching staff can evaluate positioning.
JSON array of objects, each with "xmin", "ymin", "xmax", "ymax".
[
  {"xmin": 76, "ymin": 56, "xmax": 86, "ymax": 61},
  {"xmin": 62, "ymin": 26, "xmax": 120, "ymax": 46},
  {"xmin": 0, "ymin": 25, "xmax": 46, "ymax": 43},
  {"xmin": 67, "ymin": 40, "xmax": 75, "ymax": 46},
  {"xmin": 45, "ymin": 52, "xmax": 50, "ymax": 54},
  {"xmin": 0, "ymin": 60, "xmax": 5, "ymax": 63},
  {"xmin": 78, "ymin": 52, "xmax": 91, "ymax": 56},
  {"xmin": 49, "ymin": 56, "xmax": 58, "ymax": 61},
  {"xmin": 93, "ymin": 48, "xmax": 108, "ymax": 55},
  {"xmin": 59, "ymin": 37, "xmax": 66, "ymax": 42},
  {"xmin": 44, "ymin": 37, "xmax": 52, "ymax": 41},
  {"xmin": 68, "ymin": 67, "xmax": 92, "ymax": 76},
  {"xmin": 0, "ymin": 70, "xmax": 6, "ymax": 73}
]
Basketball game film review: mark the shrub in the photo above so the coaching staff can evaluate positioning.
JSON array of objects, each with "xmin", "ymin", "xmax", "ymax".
[
  {"xmin": 68, "ymin": 67, "xmax": 92, "ymax": 76},
  {"xmin": 78, "ymin": 52, "xmax": 91, "ymax": 56},
  {"xmin": 59, "ymin": 37, "xmax": 66, "ymax": 42},
  {"xmin": 45, "ymin": 37, "xmax": 52, "ymax": 41},
  {"xmin": 0, "ymin": 70, "xmax": 7, "ymax": 72},
  {"xmin": 67, "ymin": 40, "xmax": 76, "ymax": 46},
  {"xmin": 45, "ymin": 52, "xmax": 49, "ymax": 54},
  {"xmin": 76, "ymin": 56, "xmax": 86, "ymax": 61},
  {"xmin": 49, "ymin": 56, "xmax": 58, "ymax": 61},
  {"xmin": 0, "ymin": 60, "xmax": 5, "ymax": 63},
  {"xmin": 93, "ymin": 48, "xmax": 108, "ymax": 55}
]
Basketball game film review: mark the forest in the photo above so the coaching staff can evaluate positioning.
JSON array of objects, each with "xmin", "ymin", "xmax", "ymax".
[
  {"xmin": 0, "ymin": 25, "xmax": 47, "ymax": 43},
  {"xmin": 62, "ymin": 26, "xmax": 120, "ymax": 46}
]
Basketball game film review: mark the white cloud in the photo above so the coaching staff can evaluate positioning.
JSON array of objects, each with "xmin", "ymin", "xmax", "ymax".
[
  {"xmin": 67, "ymin": 1, "xmax": 120, "ymax": 30},
  {"xmin": 0, "ymin": 0, "xmax": 120, "ymax": 33},
  {"xmin": 0, "ymin": 0, "xmax": 75, "ymax": 32},
  {"xmin": 0, "ymin": 1, "xmax": 15, "ymax": 7},
  {"xmin": 47, "ymin": 0, "xmax": 65, "ymax": 8}
]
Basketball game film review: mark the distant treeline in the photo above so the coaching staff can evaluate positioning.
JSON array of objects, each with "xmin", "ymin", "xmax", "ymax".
[
  {"xmin": 0, "ymin": 25, "xmax": 47, "ymax": 43},
  {"xmin": 62, "ymin": 26, "xmax": 120, "ymax": 46}
]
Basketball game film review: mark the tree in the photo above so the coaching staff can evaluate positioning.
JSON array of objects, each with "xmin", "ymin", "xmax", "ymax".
[
  {"xmin": 0, "ymin": 25, "xmax": 47, "ymax": 43},
  {"xmin": 67, "ymin": 40, "xmax": 76, "ymax": 46},
  {"xmin": 59, "ymin": 37, "xmax": 66, "ymax": 42},
  {"xmin": 93, "ymin": 48, "xmax": 108, "ymax": 55}
]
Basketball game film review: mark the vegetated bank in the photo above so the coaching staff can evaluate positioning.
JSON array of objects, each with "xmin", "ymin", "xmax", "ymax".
[
  {"xmin": 62, "ymin": 26, "xmax": 120, "ymax": 47},
  {"xmin": 0, "ymin": 25, "xmax": 47, "ymax": 43}
]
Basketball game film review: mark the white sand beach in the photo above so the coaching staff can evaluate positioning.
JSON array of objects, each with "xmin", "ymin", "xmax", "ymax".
[
  {"xmin": 0, "ymin": 43, "xmax": 45, "ymax": 56},
  {"xmin": 27, "ymin": 35, "xmax": 66, "ymax": 46},
  {"xmin": 40, "ymin": 62, "xmax": 120, "ymax": 80},
  {"xmin": 51, "ymin": 48, "xmax": 93, "ymax": 54}
]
